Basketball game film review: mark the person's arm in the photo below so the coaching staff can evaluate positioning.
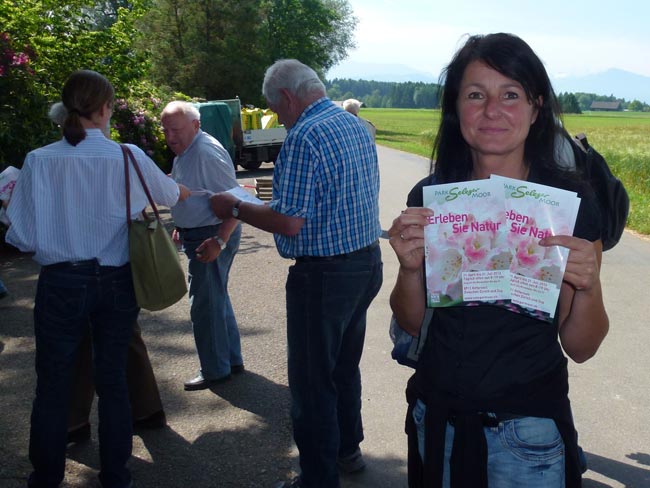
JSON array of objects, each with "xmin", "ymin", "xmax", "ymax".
[
  {"xmin": 388, "ymin": 207, "xmax": 434, "ymax": 336},
  {"xmin": 542, "ymin": 235, "xmax": 609, "ymax": 363},
  {"xmin": 177, "ymin": 183, "xmax": 190, "ymax": 202},
  {"xmin": 132, "ymin": 146, "xmax": 182, "ymax": 207},
  {"xmin": 209, "ymin": 191, "xmax": 304, "ymax": 236},
  {"xmin": 5, "ymin": 159, "xmax": 36, "ymax": 252},
  {"xmin": 194, "ymin": 217, "xmax": 239, "ymax": 263}
]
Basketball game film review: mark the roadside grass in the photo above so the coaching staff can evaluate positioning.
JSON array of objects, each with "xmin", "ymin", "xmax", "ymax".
[{"xmin": 364, "ymin": 108, "xmax": 650, "ymax": 235}]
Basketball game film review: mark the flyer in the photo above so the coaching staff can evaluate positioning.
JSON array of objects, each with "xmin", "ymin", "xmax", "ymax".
[
  {"xmin": 423, "ymin": 179, "xmax": 509, "ymax": 307},
  {"xmin": 492, "ymin": 175, "xmax": 581, "ymax": 321}
]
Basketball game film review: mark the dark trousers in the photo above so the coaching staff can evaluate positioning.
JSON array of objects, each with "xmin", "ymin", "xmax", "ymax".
[
  {"xmin": 28, "ymin": 261, "xmax": 138, "ymax": 488},
  {"xmin": 68, "ymin": 321, "xmax": 163, "ymax": 430},
  {"xmin": 286, "ymin": 245, "xmax": 383, "ymax": 488}
]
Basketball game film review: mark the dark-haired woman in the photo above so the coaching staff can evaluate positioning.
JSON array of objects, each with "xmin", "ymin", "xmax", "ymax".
[
  {"xmin": 388, "ymin": 34, "xmax": 608, "ymax": 487},
  {"xmin": 7, "ymin": 70, "xmax": 189, "ymax": 488}
]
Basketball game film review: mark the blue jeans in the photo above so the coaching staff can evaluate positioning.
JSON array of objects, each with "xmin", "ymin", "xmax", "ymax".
[
  {"xmin": 413, "ymin": 399, "xmax": 565, "ymax": 487},
  {"xmin": 286, "ymin": 244, "xmax": 383, "ymax": 488},
  {"xmin": 29, "ymin": 261, "xmax": 138, "ymax": 488},
  {"xmin": 181, "ymin": 224, "xmax": 242, "ymax": 379}
]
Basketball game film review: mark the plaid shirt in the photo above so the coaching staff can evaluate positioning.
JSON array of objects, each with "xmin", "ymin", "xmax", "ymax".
[{"xmin": 269, "ymin": 97, "xmax": 381, "ymax": 258}]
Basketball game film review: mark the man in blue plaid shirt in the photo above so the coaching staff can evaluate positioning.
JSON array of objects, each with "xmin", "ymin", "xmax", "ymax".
[{"xmin": 210, "ymin": 59, "xmax": 383, "ymax": 488}]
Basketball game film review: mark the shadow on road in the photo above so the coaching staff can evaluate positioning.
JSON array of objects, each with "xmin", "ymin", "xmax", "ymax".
[{"xmin": 583, "ymin": 451, "xmax": 650, "ymax": 488}]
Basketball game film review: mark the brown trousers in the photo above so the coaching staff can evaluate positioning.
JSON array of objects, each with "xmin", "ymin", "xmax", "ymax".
[{"xmin": 68, "ymin": 321, "xmax": 163, "ymax": 429}]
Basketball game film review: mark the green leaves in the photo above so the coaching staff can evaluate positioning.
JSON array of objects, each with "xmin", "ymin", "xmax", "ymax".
[
  {"xmin": 140, "ymin": 0, "xmax": 356, "ymax": 104},
  {"xmin": 0, "ymin": 0, "xmax": 151, "ymax": 168},
  {"xmin": 0, "ymin": 0, "xmax": 359, "ymax": 169}
]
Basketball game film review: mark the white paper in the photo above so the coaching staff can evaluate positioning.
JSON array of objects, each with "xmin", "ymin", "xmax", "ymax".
[
  {"xmin": 190, "ymin": 189, "xmax": 213, "ymax": 197},
  {"xmin": 226, "ymin": 186, "xmax": 265, "ymax": 205},
  {"xmin": 0, "ymin": 166, "xmax": 20, "ymax": 201}
]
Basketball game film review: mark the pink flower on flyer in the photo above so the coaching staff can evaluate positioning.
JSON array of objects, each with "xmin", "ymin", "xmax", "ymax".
[
  {"xmin": 444, "ymin": 278, "xmax": 463, "ymax": 302},
  {"xmin": 515, "ymin": 237, "xmax": 544, "ymax": 268},
  {"xmin": 535, "ymin": 262, "xmax": 562, "ymax": 286},
  {"xmin": 487, "ymin": 250, "xmax": 512, "ymax": 270},
  {"xmin": 427, "ymin": 247, "xmax": 462, "ymax": 295},
  {"xmin": 462, "ymin": 233, "xmax": 490, "ymax": 263}
]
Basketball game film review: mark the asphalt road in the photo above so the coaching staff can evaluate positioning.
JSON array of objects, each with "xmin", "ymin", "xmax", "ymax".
[{"xmin": 0, "ymin": 145, "xmax": 648, "ymax": 487}]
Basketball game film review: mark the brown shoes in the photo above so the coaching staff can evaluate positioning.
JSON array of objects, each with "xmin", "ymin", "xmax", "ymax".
[{"xmin": 133, "ymin": 410, "xmax": 167, "ymax": 430}]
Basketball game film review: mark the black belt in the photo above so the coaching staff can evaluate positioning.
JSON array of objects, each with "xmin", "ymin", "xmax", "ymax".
[
  {"xmin": 43, "ymin": 259, "xmax": 101, "ymax": 270},
  {"xmin": 295, "ymin": 241, "xmax": 379, "ymax": 263},
  {"xmin": 448, "ymin": 412, "xmax": 526, "ymax": 428},
  {"xmin": 176, "ymin": 224, "xmax": 220, "ymax": 232}
]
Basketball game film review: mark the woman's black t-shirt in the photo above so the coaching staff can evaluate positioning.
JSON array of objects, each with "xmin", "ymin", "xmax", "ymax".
[{"xmin": 406, "ymin": 168, "xmax": 601, "ymax": 407}]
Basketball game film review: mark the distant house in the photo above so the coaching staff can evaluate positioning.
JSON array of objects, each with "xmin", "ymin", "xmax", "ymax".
[{"xmin": 590, "ymin": 101, "xmax": 621, "ymax": 111}]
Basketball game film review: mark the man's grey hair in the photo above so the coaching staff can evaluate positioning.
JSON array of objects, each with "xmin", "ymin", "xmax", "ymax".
[
  {"xmin": 262, "ymin": 59, "xmax": 326, "ymax": 105},
  {"xmin": 342, "ymin": 99, "xmax": 361, "ymax": 115},
  {"xmin": 161, "ymin": 100, "xmax": 201, "ymax": 122},
  {"xmin": 49, "ymin": 102, "xmax": 68, "ymax": 125}
]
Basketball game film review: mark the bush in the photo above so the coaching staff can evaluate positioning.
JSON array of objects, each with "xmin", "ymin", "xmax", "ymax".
[
  {"xmin": 112, "ymin": 81, "xmax": 193, "ymax": 172},
  {"xmin": 1, "ymin": 30, "xmax": 192, "ymax": 173},
  {"xmin": 0, "ymin": 32, "xmax": 58, "ymax": 170},
  {"xmin": 112, "ymin": 96, "xmax": 172, "ymax": 172}
]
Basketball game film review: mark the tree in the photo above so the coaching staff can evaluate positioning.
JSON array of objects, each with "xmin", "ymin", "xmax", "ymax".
[
  {"xmin": 364, "ymin": 90, "xmax": 382, "ymax": 108},
  {"xmin": 266, "ymin": 0, "xmax": 356, "ymax": 76},
  {"xmin": 140, "ymin": 0, "xmax": 356, "ymax": 104},
  {"xmin": 413, "ymin": 84, "xmax": 439, "ymax": 109},
  {"xmin": 628, "ymin": 100, "xmax": 643, "ymax": 112},
  {"xmin": 83, "ymin": 0, "xmax": 134, "ymax": 29},
  {"xmin": 323, "ymin": 78, "xmax": 442, "ymax": 108},
  {"xmin": 0, "ymin": 0, "xmax": 151, "ymax": 168},
  {"xmin": 576, "ymin": 93, "xmax": 594, "ymax": 112},
  {"xmin": 1, "ymin": 0, "xmax": 149, "ymax": 100},
  {"xmin": 0, "ymin": 31, "xmax": 53, "ymax": 168},
  {"xmin": 558, "ymin": 92, "xmax": 581, "ymax": 114},
  {"xmin": 141, "ymin": 0, "xmax": 268, "ymax": 104}
]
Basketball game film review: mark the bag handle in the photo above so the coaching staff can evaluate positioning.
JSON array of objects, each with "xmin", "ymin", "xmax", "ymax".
[{"xmin": 121, "ymin": 144, "xmax": 160, "ymax": 225}]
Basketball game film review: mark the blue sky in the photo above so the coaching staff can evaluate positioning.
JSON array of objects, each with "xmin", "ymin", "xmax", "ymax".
[{"xmin": 330, "ymin": 0, "xmax": 650, "ymax": 79}]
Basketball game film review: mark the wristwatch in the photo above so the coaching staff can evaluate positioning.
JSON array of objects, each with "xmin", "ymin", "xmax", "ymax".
[
  {"xmin": 213, "ymin": 236, "xmax": 227, "ymax": 250},
  {"xmin": 232, "ymin": 199, "xmax": 242, "ymax": 218}
]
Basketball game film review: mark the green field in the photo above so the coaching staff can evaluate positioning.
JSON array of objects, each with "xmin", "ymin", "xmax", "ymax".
[{"xmin": 363, "ymin": 109, "xmax": 650, "ymax": 235}]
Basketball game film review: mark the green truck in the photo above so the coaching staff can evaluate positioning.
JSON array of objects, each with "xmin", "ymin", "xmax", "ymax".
[{"xmin": 195, "ymin": 99, "xmax": 286, "ymax": 171}]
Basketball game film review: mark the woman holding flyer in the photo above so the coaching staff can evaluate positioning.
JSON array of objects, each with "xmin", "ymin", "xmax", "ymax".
[{"xmin": 388, "ymin": 33, "xmax": 608, "ymax": 487}]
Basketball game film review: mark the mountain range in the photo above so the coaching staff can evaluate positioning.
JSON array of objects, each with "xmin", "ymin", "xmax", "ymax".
[{"xmin": 327, "ymin": 62, "xmax": 650, "ymax": 105}]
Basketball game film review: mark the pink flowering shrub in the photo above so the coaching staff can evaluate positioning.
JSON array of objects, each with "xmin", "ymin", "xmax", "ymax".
[
  {"xmin": 0, "ymin": 32, "xmax": 33, "ymax": 77},
  {"xmin": 111, "ymin": 84, "xmax": 194, "ymax": 172},
  {"xmin": 111, "ymin": 95, "xmax": 172, "ymax": 171},
  {"xmin": 0, "ymin": 32, "xmax": 56, "ymax": 170}
]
